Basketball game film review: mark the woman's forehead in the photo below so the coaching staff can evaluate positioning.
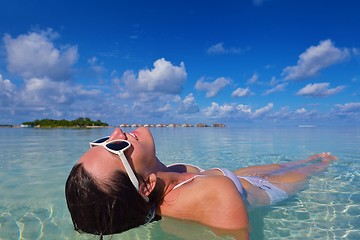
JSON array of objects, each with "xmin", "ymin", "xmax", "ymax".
[{"xmin": 79, "ymin": 147, "xmax": 125, "ymax": 180}]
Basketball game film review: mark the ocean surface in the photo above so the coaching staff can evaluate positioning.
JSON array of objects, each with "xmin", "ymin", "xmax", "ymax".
[{"xmin": 0, "ymin": 126, "xmax": 359, "ymax": 240}]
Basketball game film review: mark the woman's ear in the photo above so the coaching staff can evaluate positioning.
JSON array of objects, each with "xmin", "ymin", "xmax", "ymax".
[{"xmin": 139, "ymin": 173, "xmax": 157, "ymax": 199}]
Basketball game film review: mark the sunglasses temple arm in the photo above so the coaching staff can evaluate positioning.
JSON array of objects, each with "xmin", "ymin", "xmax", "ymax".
[
  {"xmin": 118, "ymin": 151, "xmax": 149, "ymax": 202},
  {"xmin": 118, "ymin": 151, "xmax": 140, "ymax": 191}
]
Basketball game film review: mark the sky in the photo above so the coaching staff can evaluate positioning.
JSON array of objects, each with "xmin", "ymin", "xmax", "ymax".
[{"xmin": 0, "ymin": 0, "xmax": 360, "ymax": 126}]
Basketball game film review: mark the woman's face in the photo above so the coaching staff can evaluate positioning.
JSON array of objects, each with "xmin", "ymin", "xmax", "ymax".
[{"xmin": 79, "ymin": 127, "xmax": 157, "ymax": 181}]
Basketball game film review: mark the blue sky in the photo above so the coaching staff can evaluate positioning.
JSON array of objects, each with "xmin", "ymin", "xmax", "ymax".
[{"xmin": 0, "ymin": 0, "xmax": 359, "ymax": 126}]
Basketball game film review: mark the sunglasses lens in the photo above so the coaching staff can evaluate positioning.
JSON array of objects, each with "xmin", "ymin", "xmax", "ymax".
[
  {"xmin": 92, "ymin": 137, "xmax": 109, "ymax": 144},
  {"xmin": 106, "ymin": 141, "xmax": 130, "ymax": 151}
]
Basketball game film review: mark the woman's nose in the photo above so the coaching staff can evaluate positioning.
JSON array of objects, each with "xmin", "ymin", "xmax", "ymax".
[{"xmin": 108, "ymin": 128, "xmax": 127, "ymax": 141}]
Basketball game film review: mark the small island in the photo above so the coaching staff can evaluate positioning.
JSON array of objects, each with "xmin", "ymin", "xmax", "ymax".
[{"xmin": 22, "ymin": 118, "xmax": 109, "ymax": 128}]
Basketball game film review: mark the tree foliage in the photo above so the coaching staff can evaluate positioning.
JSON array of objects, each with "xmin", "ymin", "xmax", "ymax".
[{"xmin": 22, "ymin": 118, "xmax": 109, "ymax": 127}]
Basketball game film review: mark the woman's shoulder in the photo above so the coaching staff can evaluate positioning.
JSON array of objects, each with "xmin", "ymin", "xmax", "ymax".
[
  {"xmin": 161, "ymin": 175, "xmax": 248, "ymax": 230},
  {"xmin": 167, "ymin": 163, "xmax": 204, "ymax": 173}
]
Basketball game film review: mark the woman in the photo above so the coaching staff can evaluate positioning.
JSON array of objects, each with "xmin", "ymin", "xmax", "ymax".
[{"xmin": 65, "ymin": 127, "xmax": 336, "ymax": 239}]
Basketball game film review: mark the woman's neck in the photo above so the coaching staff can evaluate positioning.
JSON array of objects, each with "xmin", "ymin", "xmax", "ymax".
[
  {"xmin": 152, "ymin": 157, "xmax": 172, "ymax": 172},
  {"xmin": 156, "ymin": 171, "xmax": 197, "ymax": 194}
]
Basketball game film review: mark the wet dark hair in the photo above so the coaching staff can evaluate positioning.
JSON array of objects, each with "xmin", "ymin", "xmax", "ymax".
[{"xmin": 65, "ymin": 163, "xmax": 164, "ymax": 237}]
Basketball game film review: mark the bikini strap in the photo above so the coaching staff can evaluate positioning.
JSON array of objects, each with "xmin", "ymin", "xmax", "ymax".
[
  {"xmin": 212, "ymin": 168, "xmax": 245, "ymax": 197},
  {"xmin": 172, "ymin": 175, "xmax": 200, "ymax": 190}
]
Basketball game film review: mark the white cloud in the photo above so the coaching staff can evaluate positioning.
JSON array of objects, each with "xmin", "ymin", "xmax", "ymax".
[
  {"xmin": 121, "ymin": 58, "xmax": 187, "ymax": 96},
  {"xmin": 20, "ymin": 77, "xmax": 100, "ymax": 107},
  {"xmin": 334, "ymin": 102, "xmax": 360, "ymax": 112},
  {"xmin": 0, "ymin": 74, "xmax": 17, "ymax": 106},
  {"xmin": 88, "ymin": 56, "xmax": 97, "ymax": 65},
  {"xmin": 269, "ymin": 107, "xmax": 319, "ymax": 121},
  {"xmin": 263, "ymin": 82, "xmax": 288, "ymax": 95},
  {"xmin": 352, "ymin": 48, "xmax": 360, "ymax": 56},
  {"xmin": 177, "ymin": 93, "xmax": 200, "ymax": 114},
  {"xmin": 0, "ymin": 75, "xmax": 16, "ymax": 97},
  {"xmin": 88, "ymin": 56, "xmax": 105, "ymax": 74},
  {"xmin": 331, "ymin": 102, "xmax": 360, "ymax": 120},
  {"xmin": 4, "ymin": 28, "xmax": 78, "ymax": 81},
  {"xmin": 296, "ymin": 107, "xmax": 307, "ymax": 114},
  {"xmin": 282, "ymin": 39, "xmax": 350, "ymax": 80},
  {"xmin": 297, "ymin": 82, "xmax": 345, "ymax": 97},
  {"xmin": 111, "ymin": 59, "xmax": 191, "ymax": 120},
  {"xmin": 269, "ymin": 76, "xmax": 279, "ymax": 86},
  {"xmin": 0, "ymin": 73, "xmax": 101, "ymax": 120},
  {"xmin": 231, "ymin": 87, "xmax": 254, "ymax": 97},
  {"xmin": 128, "ymin": 101, "xmax": 175, "ymax": 119},
  {"xmin": 247, "ymin": 73, "xmax": 258, "ymax": 84},
  {"xmin": 158, "ymin": 103, "xmax": 172, "ymax": 112},
  {"xmin": 195, "ymin": 77, "xmax": 231, "ymax": 98},
  {"xmin": 207, "ymin": 43, "xmax": 226, "ymax": 54},
  {"xmin": 202, "ymin": 102, "xmax": 273, "ymax": 119},
  {"xmin": 207, "ymin": 42, "xmax": 246, "ymax": 55},
  {"xmin": 251, "ymin": 103, "xmax": 274, "ymax": 118},
  {"xmin": 0, "ymin": 29, "xmax": 110, "ymax": 123},
  {"xmin": 203, "ymin": 102, "xmax": 250, "ymax": 118}
]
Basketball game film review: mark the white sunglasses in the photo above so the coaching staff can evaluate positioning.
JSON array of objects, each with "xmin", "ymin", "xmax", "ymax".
[{"xmin": 89, "ymin": 136, "xmax": 146, "ymax": 198}]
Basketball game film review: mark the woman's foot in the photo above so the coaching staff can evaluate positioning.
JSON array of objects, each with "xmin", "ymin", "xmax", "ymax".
[
  {"xmin": 320, "ymin": 152, "xmax": 338, "ymax": 163},
  {"xmin": 306, "ymin": 152, "xmax": 337, "ymax": 162}
]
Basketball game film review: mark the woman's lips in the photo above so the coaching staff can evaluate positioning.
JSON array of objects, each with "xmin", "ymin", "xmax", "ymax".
[{"xmin": 128, "ymin": 132, "xmax": 138, "ymax": 140}]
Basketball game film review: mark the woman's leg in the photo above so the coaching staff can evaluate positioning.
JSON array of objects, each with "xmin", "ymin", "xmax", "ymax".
[
  {"xmin": 280, "ymin": 152, "xmax": 336, "ymax": 168},
  {"xmin": 234, "ymin": 153, "xmax": 335, "ymax": 176},
  {"xmin": 239, "ymin": 154, "xmax": 337, "ymax": 206},
  {"xmin": 234, "ymin": 163, "xmax": 283, "ymax": 176},
  {"xmin": 264, "ymin": 154, "xmax": 337, "ymax": 194}
]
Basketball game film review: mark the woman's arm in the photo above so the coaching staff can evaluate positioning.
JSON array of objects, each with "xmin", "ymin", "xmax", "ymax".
[
  {"xmin": 162, "ymin": 176, "xmax": 249, "ymax": 235},
  {"xmin": 200, "ymin": 177, "xmax": 250, "ymax": 239},
  {"xmin": 205, "ymin": 177, "xmax": 249, "ymax": 229}
]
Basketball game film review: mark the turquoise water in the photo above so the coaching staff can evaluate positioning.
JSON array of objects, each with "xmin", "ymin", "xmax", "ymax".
[{"xmin": 0, "ymin": 126, "xmax": 359, "ymax": 239}]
